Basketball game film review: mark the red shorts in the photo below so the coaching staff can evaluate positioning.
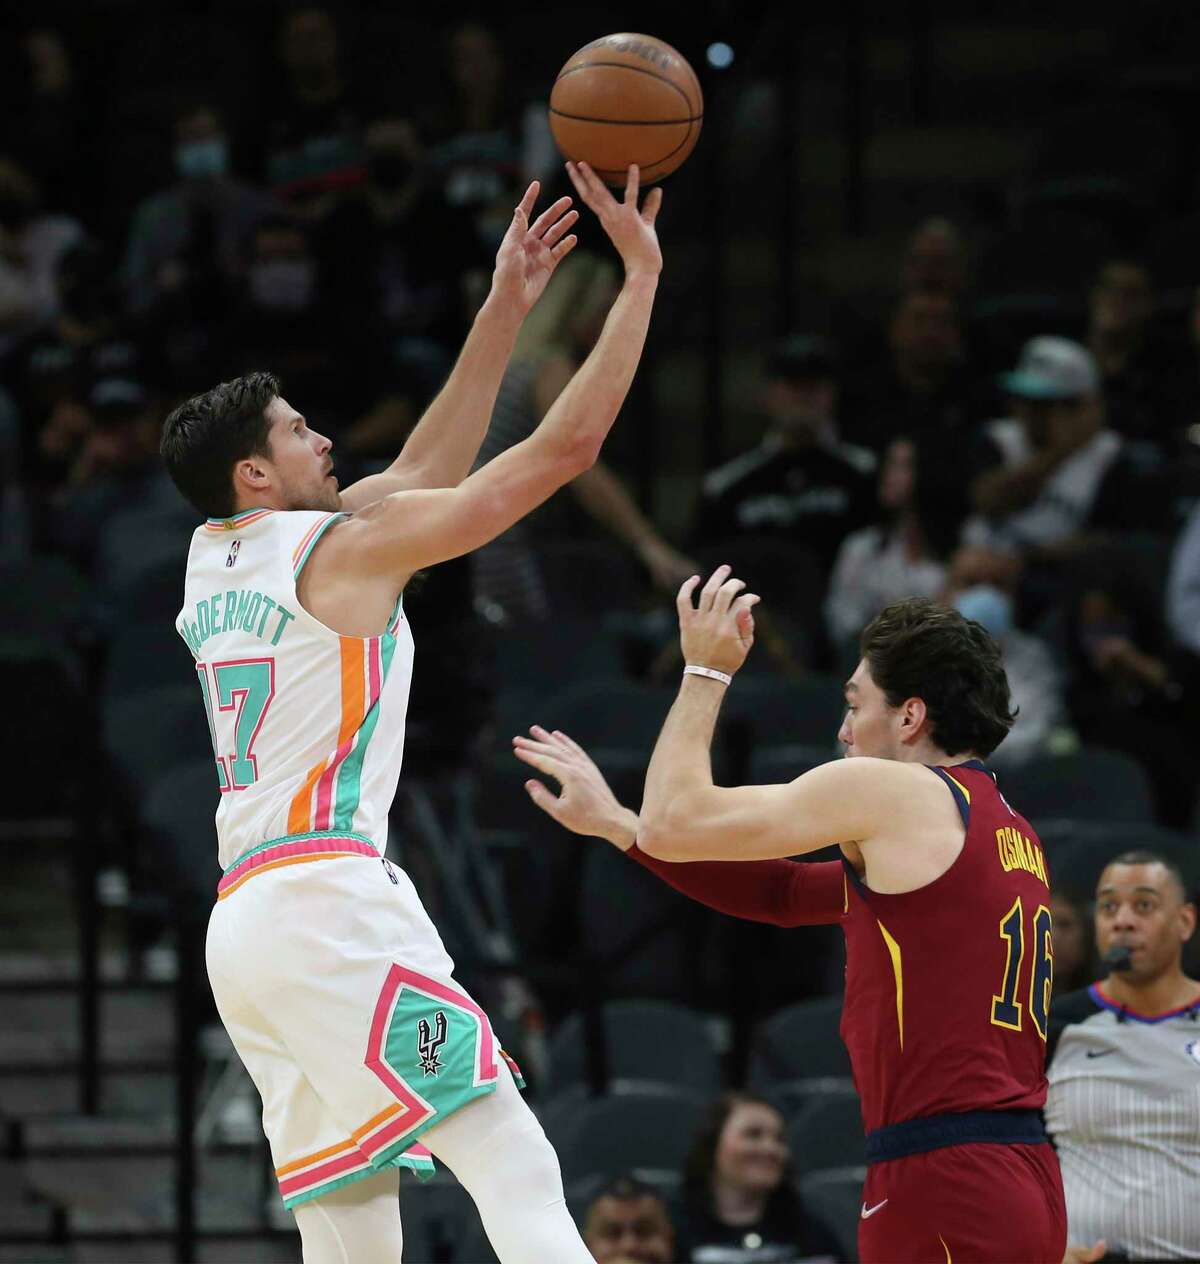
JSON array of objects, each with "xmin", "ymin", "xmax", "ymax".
[{"xmin": 857, "ymin": 1141, "xmax": 1067, "ymax": 1263}]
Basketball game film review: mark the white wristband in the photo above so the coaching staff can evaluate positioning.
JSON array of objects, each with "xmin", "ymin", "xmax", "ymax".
[{"xmin": 684, "ymin": 664, "xmax": 732, "ymax": 687}]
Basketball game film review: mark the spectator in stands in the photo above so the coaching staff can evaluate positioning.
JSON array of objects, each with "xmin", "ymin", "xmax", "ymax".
[
  {"xmin": 123, "ymin": 103, "xmax": 276, "ymax": 316},
  {"xmin": 123, "ymin": 102, "xmax": 277, "ymax": 388},
  {"xmin": 51, "ymin": 376, "xmax": 187, "ymax": 574},
  {"xmin": 260, "ymin": 6, "xmax": 366, "ymax": 216},
  {"xmin": 1046, "ymin": 850, "xmax": 1200, "ymax": 1262},
  {"xmin": 473, "ymin": 251, "xmax": 697, "ymax": 623},
  {"xmin": 953, "ymin": 337, "xmax": 1165, "ymax": 610},
  {"xmin": 426, "ymin": 21, "xmax": 558, "ymax": 248},
  {"xmin": 900, "ymin": 217, "xmax": 968, "ymax": 301},
  {"xmin": 695, "ymin": 334, "xmax": 875, "ymax": 576},
  {"xmin": 840, "ymin": 291, "xmax": 978, "ymax": 452},
  {"xmin": 0, "ymin": 156, "xmax": 85, "ymax": 353},
  {"xmin": 1086, "ymin": 259, "xmax": 1173, "ymax": 446},
  {"xmin": 1064, "ymin": 555, "xmax": 1199, "ymax": 828},
  {"xmin": 219, "ymin": 215, "xmax": 401, "ymax": 455},
  {"xmin": 949, "ymin": 583, "xmax": 1069, "ymax": 770},
  {"xmin": 1166, "ymin": 501, "xmax": 1200, "ymax": 657},
  {"xmin": 824, "ymin": 436, "xmax": 949, "ymax": 664},
  {"xmin": 318, "ymin": 110, "xmax": 489, "ymax": 407},
  {"xmin": 1051, "ymin": 886, "xmax": 1095, "ymax": 998},
  {"xmin": 677, "ymin": 1093, "xmax": 843, "ymax": 1263},
  {"xmin": 582, "ymin": 1175, "xmax": 676, "ymax": 1264}
]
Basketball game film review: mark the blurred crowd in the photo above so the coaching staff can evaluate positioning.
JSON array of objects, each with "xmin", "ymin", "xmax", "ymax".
[{"xmin": 2, "ymin": 8, "xmax": 1200, "ymax": 1261}]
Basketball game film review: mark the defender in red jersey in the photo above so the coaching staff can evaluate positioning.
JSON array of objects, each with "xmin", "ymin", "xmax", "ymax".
[{"xmin": 515, "ymin": 581, "xmax": 1074, "ymax": 1263}]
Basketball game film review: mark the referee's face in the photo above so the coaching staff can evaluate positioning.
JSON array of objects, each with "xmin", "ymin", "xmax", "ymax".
[{"xmin": 1095, "ymin": 862, "xmax": 1196, "ymax": 982}]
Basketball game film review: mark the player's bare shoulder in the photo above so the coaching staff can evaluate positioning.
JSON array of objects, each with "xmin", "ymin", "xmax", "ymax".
[{"xmin": 295, "ymin": 510, "xmax": 405, "ymax": 639}]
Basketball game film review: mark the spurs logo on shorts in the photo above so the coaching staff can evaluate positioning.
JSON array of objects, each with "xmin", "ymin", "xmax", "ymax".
[{"xmin": 418, "ymin": 1011, "xmax": 448, "ymax": 1077}]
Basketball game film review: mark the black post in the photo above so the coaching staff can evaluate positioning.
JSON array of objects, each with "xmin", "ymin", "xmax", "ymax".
[
  {"xmin": 777, "ymin": 31, "xmax": 801, "ymax": 333},
  {"xmin": 844, "ymin": 0, "xmax": 866, "ymax": 235},
  {"xmin": 174, "ymin": 915, "xmax": 198, "ymax": 1262},
  {"xmin": 77, "ymin": 822, "xmax": 100, "ymax": 1114},
  {"xmin": 702, "ymin": 77, "xmax": 727, "ymax": 474}
]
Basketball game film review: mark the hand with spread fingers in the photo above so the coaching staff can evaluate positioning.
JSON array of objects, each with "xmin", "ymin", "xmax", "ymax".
[
  {"xmin": 677, "ymin": 564, "xmax": 761, "ymax": 678},
  {"xmin": 511, "ymin": 725, "xmax": 638, "ymax": 850},
  {"xmin": 491, "ymin": 180, "xmax": 580, "ymax": 316},
  {"xmin": 564, "ymin": 161, "xmax": 663, "ymax": 278}
]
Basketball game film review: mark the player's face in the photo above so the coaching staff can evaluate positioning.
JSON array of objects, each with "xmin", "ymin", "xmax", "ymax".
[
  {"xmin": 1094, "ymin": 862, "xmax": 1196, "ymax": 984},
  {"xmin": 838, "ymin": 660, "xmax": 904, "ymax": 761},
  {"xmin": 263, "ymin": 397, "xmax": 339, "ymax": 512},
  {"xmin": 584, "ymin": 1195, "xmax": 674, "ymax": 1263},
  {"xmin": 714, "ymin": 1102, "xmax": 788, "ymax": 1195}
]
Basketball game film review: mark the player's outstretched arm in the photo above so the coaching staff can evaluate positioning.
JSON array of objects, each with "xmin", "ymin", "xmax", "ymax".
[
  {"xmin": 321, "ymin": 165, "xmax": 662, "ymax": 583},
  {"xmin": 513, "ymin": 726, "xmax": 846, "ymax": 927},
  {"xmin": 338, "ymin": 181, "xmax": 578, "ymax": 510},
  {"xmin": 636, "ymin": 567, "xmax": 909, "ymax": 863}
]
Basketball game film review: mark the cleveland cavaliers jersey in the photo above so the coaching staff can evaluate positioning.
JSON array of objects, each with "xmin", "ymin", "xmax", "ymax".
[
  {"xmin": 840, "ymin": 760, "xmax": 1052, "ymax": 1131},
  {"xmin": 177, "ymin": 506, "xmax": 414, "ymax": 870}
]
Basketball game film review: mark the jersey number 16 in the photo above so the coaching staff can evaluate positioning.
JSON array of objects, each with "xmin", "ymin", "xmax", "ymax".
[{"xmin": 991, "ymin": 896, "xmax": 1053, "ymax": 1041}]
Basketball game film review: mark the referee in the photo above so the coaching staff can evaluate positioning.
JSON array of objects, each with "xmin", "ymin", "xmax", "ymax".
[{"xmin": 1046, "ymin": 850, "xmax": 1200, "ymax": 1262}]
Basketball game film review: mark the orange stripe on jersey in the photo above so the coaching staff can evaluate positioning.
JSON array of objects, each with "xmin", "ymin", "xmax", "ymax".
[
  {"xmin": 285, "ymin": 637, "xmax": 365, "ymax": 834},
  {"xmin": 291, "ymin": 514, "xmax": 333, "ymax": 567}
]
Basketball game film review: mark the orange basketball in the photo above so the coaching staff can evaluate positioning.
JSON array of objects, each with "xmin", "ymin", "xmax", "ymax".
[{"xmin": 549, "ymin": 33, "xmax": 703, "ymax": 186}]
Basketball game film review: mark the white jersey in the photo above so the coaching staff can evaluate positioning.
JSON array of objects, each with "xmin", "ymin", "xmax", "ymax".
[{"xmin": 177, "ymin": 506, "xmax": 414, "ymax": 870}]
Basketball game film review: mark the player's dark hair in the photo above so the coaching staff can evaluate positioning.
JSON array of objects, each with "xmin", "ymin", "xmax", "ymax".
[
  {"xmin": 160, "ymin": 371, "xmax": 280, "ymax": 519},
  {"xmin": 1103, "ymin": 850, "xmax": 1191, "ymax": 903},
  {"xmin": 683, "ymin": 1093, "xmax": 801, "ymax": 1224},
  {"xmin": 859, "ymin": 597, "xmax": 1016, "ymax": 757}
]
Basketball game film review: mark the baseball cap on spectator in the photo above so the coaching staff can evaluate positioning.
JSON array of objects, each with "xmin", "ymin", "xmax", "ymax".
[
  {"xmin": 766, "ymin": 333, "xmax": 837, "ymax": 382},
  {"xmin": 1000, "ymin": 336, "xmax": 1100, "ymax": 401},
  {"xmin": 89, "ymin": 377, "xmax": 149, "ymax": 426}
]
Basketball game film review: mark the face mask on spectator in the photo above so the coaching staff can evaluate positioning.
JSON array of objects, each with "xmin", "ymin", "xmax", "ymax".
[
  {"xmin": 954, "ymin": 584, "xmax": 1013, "ymax": 641},
  {"xmin": 249, "ymin": 258, "xmax": 315, "ymax": 311},
  {"xmin": 367, "ymin": 152, "xmax": 414, "ymax": 191},
  {"xmin": 176, "ymin": 138, "xmax": 229, "ymax": 181}
]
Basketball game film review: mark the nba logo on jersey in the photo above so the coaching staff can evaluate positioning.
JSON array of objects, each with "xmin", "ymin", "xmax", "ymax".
[
  {"xmin": 226, "ymin": 540, "xmax": 240, "ymax": 569},
  {"xmin": 1185, "ymin": 1040, "xmax": 1200, "ymax": 1067}
]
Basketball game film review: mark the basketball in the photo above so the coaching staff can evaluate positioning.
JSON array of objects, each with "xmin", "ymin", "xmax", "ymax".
[{"xmin": 549, "ymin": 33, "xmax": 704, "ymax": 186}]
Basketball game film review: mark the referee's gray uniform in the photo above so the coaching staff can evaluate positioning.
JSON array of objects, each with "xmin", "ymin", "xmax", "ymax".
[{"xmin": 1045, "ymin": 985, "xmax": 1200, "ymax": 1260}]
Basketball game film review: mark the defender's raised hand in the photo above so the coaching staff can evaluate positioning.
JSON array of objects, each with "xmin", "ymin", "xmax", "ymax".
[
  {"xmin": 512, "ymin": 725, "xmax": 638, "ymax": 850},
  {"xmin": 677, "ymin": 565, "xmax": 761, "ymax": 678},
  {"xmin": 565, "ymin": 162, "xmax": 663, "ymax": 278},
  {"xmin": 491, "ymin": 181, "xmax": 579, "ymax": 316}
]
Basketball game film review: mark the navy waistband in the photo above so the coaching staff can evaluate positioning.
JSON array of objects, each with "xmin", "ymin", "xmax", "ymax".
[{"xmin": 865, "ymin": 1109, "xmax": 1046, "ymax": 1163}]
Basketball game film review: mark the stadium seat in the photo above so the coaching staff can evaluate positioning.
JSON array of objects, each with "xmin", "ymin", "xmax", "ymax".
[
  {"xmin": 0, "ymin": 558, "xmax": 90, "ymax": 646},
  {"xmin": 490, "ymin": 615, "xmax": 627, "ymax": 700},
  {"xmin": 787, "ymin": 1094, "xmax": 866, "ymax": 1175},
  {"xmin": 102, "ymin": 622, "xmax": 197, "ymax": 702},
  {"xmin": 539, "ymin": 680, "xmax": 678, "ymax": 758},
  {"xmin": 544, "ymin": 1000, "xmax": 721, "ymax": 1098},
  {"xmin": 1001, "ymin": 747, "xmax": 1155, "ymax": 824},
  {"xmin": 1038, "ymin": 820, "xmax": 1199, "ymax": 900},
  {"xmin": 747, "ymin": 744, "xmax": 837, "ymax": 785},
  {"xmin": 579, "ymin": 840, "xmax": 705, "ymax": 1002},
  {"xmin": 400, "ymin": 1176, "xmax": 497, "ymax": 1263},
  {"xmin": 532, "ymin": 540, "xmax": 645, "ymax": 616},
  {"xmin": 557, "ymin": 1087, "xmax": 707, "ymax": 1187},
  {"xmin": 142, "ymin": 760, "xmax": 222, "ymax": 913},
  {"xmin": 93, "ymin": 506, "xmax": 196, "ymax": 589},
  {"xmin": 800, "ymin": 1166, "xmax": 868, "ymax": 1262},
  {"xmin": 724, "ymin": 676, "xmax": 847, "ymax": 751},
  {"xmin": 103, "ymin": 685, "xmax": 212, "ymax": 802},
  {"xmin": 748, "ymin": 997, "xmax": 853, "ymax": 1087}
]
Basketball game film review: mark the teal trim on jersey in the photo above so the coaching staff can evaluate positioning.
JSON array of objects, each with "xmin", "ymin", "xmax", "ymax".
[
  {"xmin": 293, "ymin": 512, "xmax": 347, "ymax": 579},
  {"xmin": 331, "ymin": 633, "xmax": 396, "ymax": 833},
  {"xmin": 205, "ymin": 506, "xmax": 272, "ymax": 526},
  {"xmin": 222, "ymin": 829, "xmax": 377, "ymax": 875}
]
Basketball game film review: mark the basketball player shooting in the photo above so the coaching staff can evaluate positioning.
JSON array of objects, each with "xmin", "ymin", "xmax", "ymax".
[
  {"xmin": 515, "ymin": 571, "xmax": 1074, "ymax": 1263},
  {"xmin": 160, "ymin": 161, "xmax": 660, "ymax": 1263}
]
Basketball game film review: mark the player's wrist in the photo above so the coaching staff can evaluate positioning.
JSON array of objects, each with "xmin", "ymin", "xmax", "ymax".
[
  {"xmin": 605, "ymin": 806, "xmax": 640, "ymax": 852},
  {"xmin": 682, "ymin": 663, "xmax": 734, "ymax": 687}
]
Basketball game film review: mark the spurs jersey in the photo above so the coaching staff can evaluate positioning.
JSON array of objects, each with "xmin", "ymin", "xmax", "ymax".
[{"xmin": 177, "ymin": 507, "xmax": 414, "ymax": 870}]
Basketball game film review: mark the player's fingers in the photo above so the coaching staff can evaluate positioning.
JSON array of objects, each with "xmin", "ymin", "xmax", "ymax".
[
  {"xmin": 513, "ymin": 734, "xmax": 557, "ymax": 757},
  {"xmin": 517, "ymin": 181, "xmax": 540, "ymax": 221},
  {"xmin": 712, "ymin": 576, "xmax": 747, "ymax": 614},
  {"xmin": 736, "ymin": 607, "xmax": 756, "ymax": 638},
  {"xmin": 551, "ymin": 728, "xmax": 588, "ymax": 758},
  {"xmin": 564, "ymin": 162, "xmax": 596, "ymax": 207},
  {"xmin": 698, "ymin": 564, "xmax": 732, "ymax": 612},
  {"xmin": 550, "ymin": 234, "xmax": 578, "ymax": 263},
  {"xmin": 573, "ymin": 161, "xmax": 611, "ymax": 208},
  {"xmin": 541, "ymin": 207, "xmax": 579, "ymax": 247},
  {"xmin": 732, "ymin": 592, "xmax": 761, "ymax": 613},
  {"xmin": 642, "ymin": 185, "xmax": 663, "ymax": 225},
  {"xmin": 530, "ymin": 194, "xmax": 573, "ymax": 239},
  {"xmin": 676, "ymin": 574, "xmax": 701, "ymax": 617},
  {"xmin": 624, "ymin": 163, "xmax": 640, "ymax": 206},
  {"xmin": 512, "ymin": 743, "xmax": 568, "ymax": 779},
  {"xmin": 524, "ymin": 778, "xmax": 565, "ymax": 819}
]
